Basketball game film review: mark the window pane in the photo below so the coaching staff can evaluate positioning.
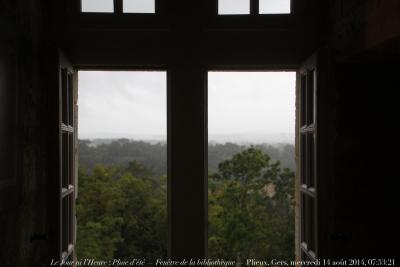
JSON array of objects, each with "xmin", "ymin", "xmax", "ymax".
[
  {"xmin": 218, "ymin": 0, "xmax": 250, "ymax": 15},
  {"xmin": 81, "ymin": 0, "xmax": 114, "ymax": 13},
  {"xmin": 123, "ymin": 0, "xmax": 155, "ymax": 13},
  {"xmin": 259, "ymin": 0, "xmax": 291, "ymax": 14}
]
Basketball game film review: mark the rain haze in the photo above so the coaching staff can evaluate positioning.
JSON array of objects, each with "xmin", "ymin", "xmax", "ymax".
[{"xmin": 78, "ymin": 71, "xmax": 295, "ymax": 144}]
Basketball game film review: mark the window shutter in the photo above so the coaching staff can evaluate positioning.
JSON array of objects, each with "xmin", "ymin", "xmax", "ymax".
[
  {"xmin": 47, "ymin": 50, "xmax": 77, "ymax": 265},
  {"xmin": 297, "ymin": 54, "xmax": 318, "ymax": 261}
]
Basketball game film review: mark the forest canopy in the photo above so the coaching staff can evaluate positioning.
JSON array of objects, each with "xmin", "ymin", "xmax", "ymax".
[{"xmin": 76, "ymin": 139, "xmax": 295, "ymax": 264}]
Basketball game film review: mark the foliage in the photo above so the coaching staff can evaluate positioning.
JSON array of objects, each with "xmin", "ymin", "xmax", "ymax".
[
  {"xmin": 208, "ymin": 147, "xmax": 295, "ymax": 261},
  {"xmin": 76, "ymin": 143, "xmax": 294, "ymax": 263},
  {"xmin": 76, "ymin": 164, "xmax": 167, "ymax": 264},
  {"xmin": 79, "ymin": 139, "xmax": 295, "ymax": 176}
]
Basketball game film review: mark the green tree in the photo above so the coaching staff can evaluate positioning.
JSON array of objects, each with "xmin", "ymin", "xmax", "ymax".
[
  {"xmin": 208, "ymin": 147, "xmax": 295, "ymax": 261},
  {"xmin": 76, "ymin": 162, "xmax": 167, "ymax": 265},
  {"xmin": 76, "ymin": 166, "xmax": 124, "ymax": 261}
]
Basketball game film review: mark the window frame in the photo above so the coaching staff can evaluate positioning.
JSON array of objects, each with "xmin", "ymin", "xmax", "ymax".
[
  {"xmin": 79, "ymin": 0, "xmax": 160, "ymax": 14},
  {"xmin": 216, "ymin": 0, "xmax": 294, "ymax": 16},
  {"xmin": 298, "ymin": 55, "xmax": 318, "ymax": 261}
]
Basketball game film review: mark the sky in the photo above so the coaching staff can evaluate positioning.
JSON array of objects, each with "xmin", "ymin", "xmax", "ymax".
[
  {"xmin": 78, "ymin": 71, "xmax": 167, "ymax": 139},
  {"xmin": 208, "ymin": 72, "xmax": 295, "ymax": 143},
  {"xmin": 78, "ymin": 71, "xmax": 296, "ymax": 143}
]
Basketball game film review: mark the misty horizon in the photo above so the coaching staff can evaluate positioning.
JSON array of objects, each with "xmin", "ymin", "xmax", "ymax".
[
  {"xmin": 78, "ymin": 71, "xmax": 295, "ymax": 143},
  {"xmin": 78, "ymin": 133, "xmax": 294, "ymax": 145}
]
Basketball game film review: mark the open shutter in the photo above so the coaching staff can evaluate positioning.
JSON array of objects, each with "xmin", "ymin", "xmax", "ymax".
[
  {"xmin": 48, "ymin": 51, "xmax": 77, "ymax": 265},
  {"xmin": 297, "ymin": 54, "xmax": 318, "ymax": 261},
  {"xmin": 296, "ymin": 49, "xmax": 332, "ymax": 261}
]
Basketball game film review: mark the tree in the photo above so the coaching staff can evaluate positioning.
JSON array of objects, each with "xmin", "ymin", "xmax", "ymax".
[
  {"xmin": 208, "ymin": 147, "xmax": 295, "ymax": 261},
  {"xmin": 76, "ymin": 162, "xmax": 167, "ymax": 265}
]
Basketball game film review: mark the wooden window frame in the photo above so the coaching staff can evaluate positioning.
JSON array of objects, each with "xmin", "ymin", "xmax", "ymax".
[
  {"xmin": 47, "ymin": 52, "xmax": 78, "ymax": 266},
  {"xmin": 298, "ymin": 56, "xmax": 318, "ymax": 261}
]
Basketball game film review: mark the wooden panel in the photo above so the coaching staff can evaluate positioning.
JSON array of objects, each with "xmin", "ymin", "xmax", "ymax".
[
  {"xmin": 0, "ymin": 45, "xmax": 18, "ymax": 211},
  {"xmin": 168, "ymin": 66, "xmax": 207, "ymax": 260},
  {"xmin": 47, "ymin": 50, "xmax": 77, "ymax": 265}
]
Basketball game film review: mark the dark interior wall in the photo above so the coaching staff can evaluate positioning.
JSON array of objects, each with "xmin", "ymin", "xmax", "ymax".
[
  {"xmin": 330, "ymin": 62, "xmax": 398, "ymax": 259},
  {"xmin": 327, "ymin": 0, "xmax": 400, "ymax": 259},
  {"xmin": 0, "ymin": 0, "xmax": 48, "ymax": 266}
]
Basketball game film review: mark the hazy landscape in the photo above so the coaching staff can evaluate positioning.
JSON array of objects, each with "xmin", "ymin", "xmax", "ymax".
[{"xmin": 76, "ymin": 138, "xmax": 295, "ymax": 264}]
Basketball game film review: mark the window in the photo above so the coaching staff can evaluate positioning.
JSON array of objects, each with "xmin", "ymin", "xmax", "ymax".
[
  {"xmin": 123, "ymin": 0, "xmax": 155, "ymax": 13},
  {"xmin": 299, "ymin": 66, "xmax": 317, "ymax": 261},
  {"xmin": 59, "ymin": 66, "xmax": 77, "ymax": 263},
  {"xmin": 81, "ymin": 0, "xmax": 114, "ymax": 13},
  {"xmin": 80, "ymin": 0, "xmax": 156, "ymax": 14},
  {"xmin": 259, "ymin": 0, "xmax": 291, "ymax": 14},
  {"xmin": 218, "ymin": 0, "xmax": 291, "ymax": 15},
  {"xmin": 218, "ymin": 0, "xmax": 250, "ymax": 15}
]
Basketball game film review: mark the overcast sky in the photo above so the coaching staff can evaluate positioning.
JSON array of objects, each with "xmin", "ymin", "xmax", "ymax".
[
  {"xmin": 78, "ymin": 71, "xmax": 295, "ymax": 143},
  {"xmin": 208, "ymin": 72, "xmax": 295, "ymax": 143},
  {"xmin": 78, "ymin": 71, "xmax": 167, "ymax": 139}
]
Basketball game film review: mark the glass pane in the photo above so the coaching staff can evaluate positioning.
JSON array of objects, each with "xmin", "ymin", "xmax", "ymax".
[
  {"xmin": 301, "ymin": 193, "xmax": 306, "ymax": 243},
  {"xmin": 81, "ymin": 0, "xmax": 114, "ymax": 13},
  {"xmin": 301, "ymin": 74, "xmax": 307, "ymax": 126},
  {"xmin": 308, "ymin": 196, "xmax": 315, "ymax": 252},
  {"xmin": 259, "ymin": 0, "xmax": 291, "ymax": 14},
  {"xmin": 123, "ymin": 0, "xmax": 155, "ymax": 13},
  {"xmin": 307, "ymin": 133, "xmax": 314, "ymax": 188},
  {"xmin": 62, "ymin": 196, "xmax": 70, "ymax": 253},
  {"xmin": 218, "ymin": 0, "xmax": 250, "ymax": 15},
  {"xmin": 62, "ymin": 68, "xmax": 68, "ymax": 124},
  {"xmin": 307, "ymin": 70, "xmax": 315, "ymax": 125},
  {"xmin": 301, "ymin": 134, "xmax": 306, "ymax": 185},
  {"xmin": 62, "ymin": 133, "xmax": 69, "ymax": 188}
]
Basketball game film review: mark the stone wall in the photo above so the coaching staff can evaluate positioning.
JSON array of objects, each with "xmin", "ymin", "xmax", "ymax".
[{"xmin": 0, "ymin": 0, "xmax": 48, "ymax": 266}]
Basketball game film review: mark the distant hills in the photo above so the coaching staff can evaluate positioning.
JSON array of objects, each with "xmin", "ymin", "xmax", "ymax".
[{"xmin": 79, "ymin": 138, "xmax": 295, "ymax": 176}]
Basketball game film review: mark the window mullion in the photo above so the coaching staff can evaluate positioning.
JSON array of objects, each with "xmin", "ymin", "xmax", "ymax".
[
  {"xmin": 250, "ymin": 0, "xmax": 259, "ymax": 15},
  {"xmin": 114, "ymin": 0, "xmax": 123, "ymax": 14}
]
